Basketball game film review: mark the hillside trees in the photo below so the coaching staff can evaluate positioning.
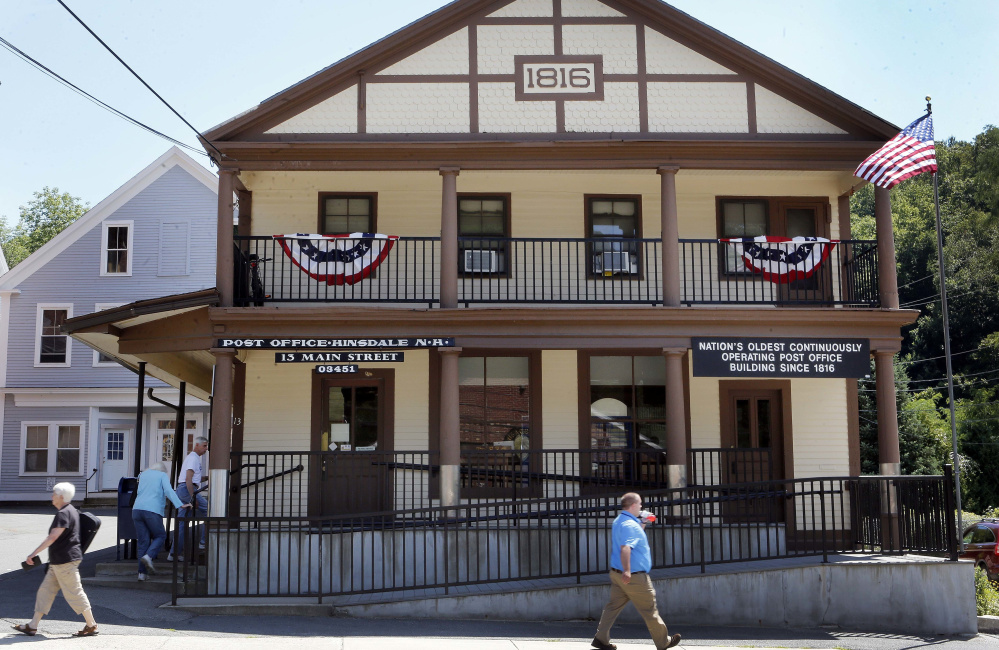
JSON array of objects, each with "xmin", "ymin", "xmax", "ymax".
[{"xmin": 854, "ymin": 125, "xmax": 999, "ymax": 512}]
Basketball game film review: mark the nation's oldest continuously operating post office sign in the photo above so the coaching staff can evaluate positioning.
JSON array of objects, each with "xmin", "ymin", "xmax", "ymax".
[
  {"xmin": 692, "ymin": 337, "xmax": 871, "ymax": 378},
  {"xmin": 515, "ymin": 55, "xmax": 604, "ymax": 101}
]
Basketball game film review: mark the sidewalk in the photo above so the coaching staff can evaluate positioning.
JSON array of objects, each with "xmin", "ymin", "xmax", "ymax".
[{"xmin": 1, "ymin": 508, "xmax": 995, "ymax": 650}]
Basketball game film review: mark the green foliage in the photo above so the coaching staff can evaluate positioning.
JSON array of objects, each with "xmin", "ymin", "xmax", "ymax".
[
  {"xmin": 0, "ymin": 187, "xmax": 89, "ymax": 268},
  {"xmin": 853, "ymin": 126, "xmax": 999, "ymax": 497},
  {"xmin": 975, "ymin": 566, "xmax": 999, "ymax": 616},
  {"xmin": 858, "ymin": 358, "xmax": 950, "ymax": 475}
]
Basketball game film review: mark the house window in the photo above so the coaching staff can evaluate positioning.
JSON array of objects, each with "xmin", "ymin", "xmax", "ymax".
[
  {"xmin": 101, "ymin": 221, "xmax": 133, "ymax": 276},
  {"xmin": 586, "ymin": 196, "xmax": 641, "ymax": 276},
  {"xmin": 319, "ymin": 194, "xmax": 375, "ymax": 234},
  {"xmin": 35, "ymin": 304, "xmax": 72, "ymax": 366},
  {"xmin": 21, "ymin": 423, "xmax": 84, "ymax": 475},
  {"xmin": 717, "ymin": 198, "xmax": 827, "ymax": 274},
  {"xmin": 156, "ymin": 418, "xmax": 200, "ymax": 463},
  {"xmin": 588, "ymin": 356, "xmax": 666, "ymax": 450},
  {"xmin": 458, "ymin": 195, "xmax": 510, "ymax": 276}
]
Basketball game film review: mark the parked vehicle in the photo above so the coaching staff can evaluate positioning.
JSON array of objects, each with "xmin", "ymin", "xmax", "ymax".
[{"xmin": 961, "ymin": 519, "xmax": 999, "ymax": 581}]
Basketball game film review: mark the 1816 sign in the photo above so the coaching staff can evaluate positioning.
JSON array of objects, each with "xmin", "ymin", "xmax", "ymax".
[
  {"xmin": 692, "ymin": 337, "xmax": 870, "ymax": 378},
  {"xmin": 515, "ymin": 56, "xmax": 603, "ymax": 101}
]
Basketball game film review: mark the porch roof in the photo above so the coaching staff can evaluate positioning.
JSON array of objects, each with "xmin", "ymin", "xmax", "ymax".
[{"xmin": 63, "ymin": 288, "xmax": 221, "ymax": 401}]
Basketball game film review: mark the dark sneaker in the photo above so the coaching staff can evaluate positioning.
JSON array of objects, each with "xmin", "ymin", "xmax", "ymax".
[
  {"xmin": 591, "ymin": 639, "xmax": 617, "ymax": 650},
  {"xmin": 664, "ymin": 633, "xmax": 682, "ymax": 649}
]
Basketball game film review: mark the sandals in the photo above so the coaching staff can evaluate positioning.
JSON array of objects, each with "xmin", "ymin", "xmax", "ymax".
[
  {"xmin": 13, "ymin": 623, "xmax": 37, "ymax": 636},
  {"xmin": 74, "ymin": 625, "xmax": 99, "ymax": 637}
]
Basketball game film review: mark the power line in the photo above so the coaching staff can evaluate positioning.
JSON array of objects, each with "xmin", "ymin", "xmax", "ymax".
[
  {"xmin": 900, "ymin": 285, "xmax": 995, "ymax": 309},
  {"xmin": 0, "ymin": 35, "xmax": 206, "ymax": 156},
  {"xmin": 898, "ymin": 274, "xmax": 936, "ymax": 290},
  {"xmin": 56, "ymin": 0, "xmax": 226, "ymax": 164},
  {"xmin": 897, "ymin": 347, "xmax": 986, "ymax": 366}
]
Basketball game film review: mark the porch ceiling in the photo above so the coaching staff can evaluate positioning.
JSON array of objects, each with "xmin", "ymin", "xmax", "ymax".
[{"xmin": 64, "ymin": 289, "xmax": 221, "ymax": 401}]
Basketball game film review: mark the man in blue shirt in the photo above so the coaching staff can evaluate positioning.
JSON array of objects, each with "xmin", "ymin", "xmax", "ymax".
[{"xmin": 592, "ymin": 492, "xmax": 681, "ymax": 650}]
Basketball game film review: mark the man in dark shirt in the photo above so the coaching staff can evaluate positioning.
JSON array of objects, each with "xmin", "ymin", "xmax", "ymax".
[{"xmin": 12, "ymin": 483, "xmax": 98, "ymax": 637}]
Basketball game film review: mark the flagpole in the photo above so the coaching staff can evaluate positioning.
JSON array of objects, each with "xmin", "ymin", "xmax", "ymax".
[{"xmin": 926, "ymin": 97, "xmax": 964, "ymax": 551}]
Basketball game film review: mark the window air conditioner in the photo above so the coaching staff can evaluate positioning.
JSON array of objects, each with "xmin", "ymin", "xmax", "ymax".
[
  {"xmin": 593, "ymin": 251, "xmax": 635, "ymax": 275},
  {"xmin": 464, "ymin": 249, "xmax": 499, "ymax": 273}
]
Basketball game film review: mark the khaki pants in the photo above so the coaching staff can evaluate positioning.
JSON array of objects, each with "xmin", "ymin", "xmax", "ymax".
[
  {"xmin": 34, "ymin": 561, "xmax": 91, "ymax": 616},
  {"xmin": 595, "ymin": 570, "xmax": 670, "ymax": 649}
]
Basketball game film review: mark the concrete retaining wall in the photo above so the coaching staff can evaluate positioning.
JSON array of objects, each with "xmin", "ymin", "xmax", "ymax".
[
  {"xmin": 208, "ymin": 524, "xmax": 784, "ymax": 595},
  {"xmin": 334, "ymin": 558, "xmax": 976, "ymax": 635}
]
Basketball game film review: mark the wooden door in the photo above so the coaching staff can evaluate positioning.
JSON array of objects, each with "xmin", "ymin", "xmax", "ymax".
[
  {"xmin": 310, "ymin": 369, "xmax": 394, "ymax": 517},
  {"xmin": 776, "ymin": 201, "xmax": 833, "ymax": 303},
  {"xmin": 720, "ymin": 386, "xmax": 785, "ymax": 521}
]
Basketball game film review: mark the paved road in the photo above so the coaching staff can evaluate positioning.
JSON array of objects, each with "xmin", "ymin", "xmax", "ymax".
[
  {"xmin": 0, "ymin": 505, "xmax": 118, "ymax": 574},
  {"xmin": 1, "ymin": 506, "xmax": 995, "ymax": 649}
]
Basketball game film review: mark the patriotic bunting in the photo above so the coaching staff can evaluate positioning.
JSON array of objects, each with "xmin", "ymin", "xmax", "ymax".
[
  {"xmin": 722, "ymin": 236, "xmax": 837, "ymax": 284},
  {"xmin": 276, "ymin": 233, "xmax": 398, "ymax": 285}
]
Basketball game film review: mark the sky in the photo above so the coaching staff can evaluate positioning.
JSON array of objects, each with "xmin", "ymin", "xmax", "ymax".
[{"xmin": 1, "ymin": 0, "xmax": 996, "ymax": 223}]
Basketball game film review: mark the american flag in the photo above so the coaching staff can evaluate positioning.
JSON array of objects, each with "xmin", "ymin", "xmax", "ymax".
[{"xmin": 854, "ymin": 113, "xmax": 937, "ymax": 189}]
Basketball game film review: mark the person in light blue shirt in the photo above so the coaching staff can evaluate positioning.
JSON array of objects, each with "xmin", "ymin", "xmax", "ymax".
[
  {"xmin": 131, "ymin": 462, "xmax": 191, "ymax": 581},
  {"xmin": 592, "ymin": 492, "xmax": 680, "ymax": 650}
]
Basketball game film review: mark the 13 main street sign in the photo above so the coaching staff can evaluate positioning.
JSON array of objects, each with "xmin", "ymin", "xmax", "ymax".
[{"xmin": 692, "ymin": 337, "xmax": 870, "ymax": 378}]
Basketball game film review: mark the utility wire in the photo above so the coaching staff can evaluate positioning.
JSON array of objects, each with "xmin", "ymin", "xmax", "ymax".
[
  {"xmin": 56, "ymin": 0, "xmax": 226, "ymax": 164},
  {"xmin": 900, "ymin": 285, "xmax": 995, "ymax": 309},
  {"xmin": 898, "ymin": 274, "xmax": 936, "ymax": 290},
  {"xmin": 0, "ymin": 35, "xmax": 206, "ymax": 156}
]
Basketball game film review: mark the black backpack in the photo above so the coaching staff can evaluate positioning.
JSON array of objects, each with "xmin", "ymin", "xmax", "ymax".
[{"xmin": 78, "ymin": 511, "xmax": 102, "ymax": 554}]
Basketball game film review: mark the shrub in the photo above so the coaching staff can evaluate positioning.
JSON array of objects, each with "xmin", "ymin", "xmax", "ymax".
[{"xmin": 975, "ymin": 566, "xmax": 999, "ymax": 616}]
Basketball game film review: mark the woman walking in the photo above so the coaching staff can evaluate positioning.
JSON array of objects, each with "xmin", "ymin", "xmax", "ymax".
[
  {"xmin": 13, "ymin": 482, "xmax": 98, "ymax": 637},
  {"xmin": 131, "ymin": 461, "xmax": 191, "ymax": 580}
]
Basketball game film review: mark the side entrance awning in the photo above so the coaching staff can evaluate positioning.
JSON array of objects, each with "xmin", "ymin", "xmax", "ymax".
[{"xmin": 63, "ymin": 288, "xmax": 221, "ymax": 401}]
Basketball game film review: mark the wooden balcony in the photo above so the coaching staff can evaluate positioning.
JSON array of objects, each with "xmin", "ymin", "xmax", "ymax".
[{"xmin": 233, "ymin": 236, "xmax": 880, "ymax": 307}]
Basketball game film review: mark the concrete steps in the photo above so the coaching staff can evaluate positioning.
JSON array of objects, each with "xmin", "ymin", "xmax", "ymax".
[{"xmin": 83, "ymin": 560, "xmax": 205, "ymax": 594}]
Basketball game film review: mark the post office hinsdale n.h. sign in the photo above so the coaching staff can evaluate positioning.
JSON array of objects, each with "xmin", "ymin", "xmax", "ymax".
[
  {"xmin": 216, "ymin": 337, "xmax": 454, "ymax": 349},
  {"xmin": 692, "ymin": 337, "xmax": 870, "ymax": 379}
]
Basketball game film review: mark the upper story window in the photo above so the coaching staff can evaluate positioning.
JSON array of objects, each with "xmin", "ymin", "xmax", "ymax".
[
  {"xmin": 35, "ymin": 304, "xmax": 72, "ymax": 367},
  {"xmin": 319, "ymin": 194, "xmax": 375, "ymax": 234},
  {"xmin": 101, "ymin": 220, "xmax": 133, "ymax": 276},
  {"xmin": 21, "ymin": 422, "xmax": 84, "ymax": 475},
  {"xmin": 717, "ymin": 198, "xmax": 828, "ymax": 274},
  {"xmin": 458, "ymin": 195, "xmax": 510, "ymax": 275},
  {"xmin": 586, "ymin": 196, "xmax": 642, "ymax": 276}
]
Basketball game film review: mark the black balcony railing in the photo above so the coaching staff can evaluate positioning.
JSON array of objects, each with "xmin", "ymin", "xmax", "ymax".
[
  {"xmin": 172, "ymin": 469, "xmax": 957, "ymax": 602},
  {"xmin": 457, "ymin": 237, "xmax": 661, "ymax": 304},
  {"xmin": 234, "ymin": 236, "xmax": 439, "ymax": 306},
  {"xmin": 233, "ymin": 236, "xmax": 880, "ymax": 307},
  {"xmin": 679, "ymin": 239, "xmax": 879, "ymax": 306}
]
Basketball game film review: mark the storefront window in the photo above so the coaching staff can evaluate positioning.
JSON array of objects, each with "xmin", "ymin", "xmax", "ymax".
[
  {"xmin": 589, "ymin": 356, "xmax": 666, "ymax": 449},
  {"xmin": 458, "ymin": 356, "xmax": 530, "ymax": 448}
]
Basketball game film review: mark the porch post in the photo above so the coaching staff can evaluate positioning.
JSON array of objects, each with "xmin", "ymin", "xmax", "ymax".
[
  {"xmin": 217, "ymin": 170, "xmax": 236, "ymax": 307},
  {"xmin": 874, "ymin": 348, "xmax": 901, "ymax": 549},
  {"xmin": 657, "ymin": 166, "xmax": 681, "ymax": 307},
  {"xmin": 133, "ymin": 361, "xmax": 146, "ymax": 474},
  {"xmin": 440, "ymin": 167, "xmax": 460, "ymax": 309},
  {"xmin": 663, "ymin": 348, "xmax": 688, "ymax": 489},
  {"xmin": 874, "ymin": 187, "xmax": 899, "ymax": 309},
  {"xmin": 439, "ymin": 346, "xmax": 463, "ymax": 507},
  {"xmin": 208, "ymin": 348, "xmax": 236, "ymax": 516},
  {"xmin": 874, "ymin": 350, "xmax": 900, "ymax": 476}
]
